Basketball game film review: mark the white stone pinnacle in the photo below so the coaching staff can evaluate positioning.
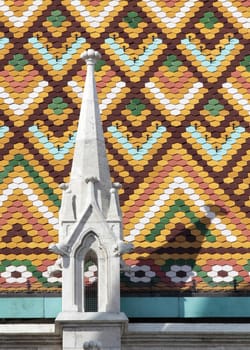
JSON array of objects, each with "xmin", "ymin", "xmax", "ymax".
[{"xmin": 53, "ymin": 49, "xmax": 128, "ymax": 350}]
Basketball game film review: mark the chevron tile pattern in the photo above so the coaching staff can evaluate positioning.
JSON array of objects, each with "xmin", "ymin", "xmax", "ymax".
[{"xmin": 0, "ymin": 0, "xmax": 249, "ymax": 294}]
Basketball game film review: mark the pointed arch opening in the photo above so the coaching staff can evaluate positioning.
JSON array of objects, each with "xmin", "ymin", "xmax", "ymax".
[
  {"xmin": 74, "ymin": 231, "xmax": 110, "ymax": 312},
  {"xmin": 84, "ymin": 249, "xmax": 98, "ymax": 312}
]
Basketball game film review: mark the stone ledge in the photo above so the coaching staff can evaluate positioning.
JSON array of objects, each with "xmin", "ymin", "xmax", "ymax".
[
  {"xmin": 127, "ymin": 322, "xmax": 250, "ymax": 334},
  {"xmin": 0, "ymin": 323, "xmax": 61, "ymax": 349},
  {"xmin": 123, "ymin": 323, "xmax": 250, "ymax": 350},
  {"xmin": 0, "ymin": 323, "xmax": 56, "ymax": 334},
  {"xmin": 56, "ymin": 311, "xmax": 128, "ymax": 324}
]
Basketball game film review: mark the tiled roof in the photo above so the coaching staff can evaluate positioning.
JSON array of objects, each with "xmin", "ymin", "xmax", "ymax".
[{"xmin": 0, "ymin": 0, "xmax": 249, "ymax": 293}]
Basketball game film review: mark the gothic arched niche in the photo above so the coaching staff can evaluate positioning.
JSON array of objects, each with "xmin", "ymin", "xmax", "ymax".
[
  {"xmin": 84, "ymin": 249, "xmax": 98, "ymax": 312},
  {"xmin": 74, "ymin": 229, "xmax": 115, "ymax": 312},
  {"xmin": 74, "ymin": 231, "xmax": 107, "ymax": 312}
]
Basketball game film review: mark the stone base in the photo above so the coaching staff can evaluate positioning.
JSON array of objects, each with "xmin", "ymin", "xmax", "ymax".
[{"xmin": 56, "ymin": 312, "xmax": 128, "ymax": 350}]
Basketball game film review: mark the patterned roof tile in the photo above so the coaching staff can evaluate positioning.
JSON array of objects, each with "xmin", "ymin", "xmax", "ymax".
[{"xmin": 0, "ymin": 0, "xmax": 249, "ymax": 294}]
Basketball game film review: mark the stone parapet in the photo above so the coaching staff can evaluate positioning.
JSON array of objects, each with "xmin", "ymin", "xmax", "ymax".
[
  {"xmin": 1, "ymin": 322, "xmax": 250, "ymax": 350},
  {"xmin": 122, "ymin": 323, "xmax": 250, "ymax": 350},
  {"xmin": 0, "ymin": 323, "xmax": 61, "ymax": 350}
]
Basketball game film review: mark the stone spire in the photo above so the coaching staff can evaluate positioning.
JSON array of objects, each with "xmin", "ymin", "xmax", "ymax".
[{"xmin": 70, "ymin": 48, "xmax": 111, "ymax": 218}]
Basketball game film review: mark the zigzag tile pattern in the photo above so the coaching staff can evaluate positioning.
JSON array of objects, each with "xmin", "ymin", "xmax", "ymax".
[{"xmin": 0, "ymin": 0, "xmax": 249, "ymax": 293}]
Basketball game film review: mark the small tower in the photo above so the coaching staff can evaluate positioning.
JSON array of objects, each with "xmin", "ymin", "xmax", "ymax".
[{"xmin": 51, "ymin": 49, "xmax": 131, "ymax": 350}]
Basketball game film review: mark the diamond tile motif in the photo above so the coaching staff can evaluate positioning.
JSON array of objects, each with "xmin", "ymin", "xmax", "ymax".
[{"xmin": 0, "ymin": 0, "xmax": 249, "ymax": 294}]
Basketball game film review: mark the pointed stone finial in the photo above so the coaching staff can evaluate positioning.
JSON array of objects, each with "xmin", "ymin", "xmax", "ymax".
[
  {"xmin": 107, "ymin": 183, "xmax": 122, "ymax": 221},
  {"xmin": 107, "ymin": 182, "xmax": 122, "ymax": 240}
]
